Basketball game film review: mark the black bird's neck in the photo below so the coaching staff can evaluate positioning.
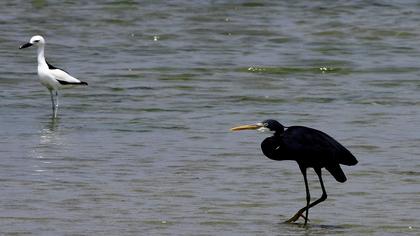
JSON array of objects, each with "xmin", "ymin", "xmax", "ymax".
[{"xmin": 261, "ymin": 133, "xmax": 289, "ymax": 161}]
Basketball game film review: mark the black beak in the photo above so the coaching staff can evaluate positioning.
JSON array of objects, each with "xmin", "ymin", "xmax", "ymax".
[{"xmin": 19, "ymin": 42, "xmax": 33, "ymax": 49}]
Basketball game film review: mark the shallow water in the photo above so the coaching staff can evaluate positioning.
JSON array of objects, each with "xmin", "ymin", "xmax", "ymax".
[{"xmin": 0, "ymin": 1, "xmax": 419, "ymax": 235}]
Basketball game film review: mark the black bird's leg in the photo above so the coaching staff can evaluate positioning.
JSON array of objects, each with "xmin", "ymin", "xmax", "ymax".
[
  {"xmin": 285, "ymin": 166, "xmax": 310, "ymax": 224},
  {"xmin": 302, "ymin": 166, "xmax": 310, "ymax": 225},
  {"xmin": 309, "ymin": 168, "xmax": 328, "ymax": 211},
  {"xmin": 285, "ymin": 168, "xmax": 328, "ymax": 224}
]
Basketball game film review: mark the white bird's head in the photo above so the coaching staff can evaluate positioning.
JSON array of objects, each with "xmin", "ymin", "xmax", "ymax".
[{"xmin": 19, "ymin": 35, "xmax": 45, "ymax": 49}]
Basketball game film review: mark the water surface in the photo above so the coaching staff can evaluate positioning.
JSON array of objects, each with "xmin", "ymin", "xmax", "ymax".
[{"xmin": 0, "ymin": 1, "xmax": 419, "ymax": 235}]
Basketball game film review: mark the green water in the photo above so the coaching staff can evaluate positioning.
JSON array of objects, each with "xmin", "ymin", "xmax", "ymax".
[{"xmin": 0, "ymin": 1, "xmax": 419, "ymax": 235}]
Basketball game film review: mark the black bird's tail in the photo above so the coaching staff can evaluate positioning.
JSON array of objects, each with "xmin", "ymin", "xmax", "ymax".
[
  {"xmin": 338, "ymin": 150, "xmax": 358, "ymax": 166},
  {"xmin": 326, "ymin": 164, "xmax": 347, "ymax": 183}
]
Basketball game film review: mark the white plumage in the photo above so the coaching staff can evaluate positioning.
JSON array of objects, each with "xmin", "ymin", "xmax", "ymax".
[{"xmin": 20, "ymin": 35, "xmax": 88, "ymax": 118}]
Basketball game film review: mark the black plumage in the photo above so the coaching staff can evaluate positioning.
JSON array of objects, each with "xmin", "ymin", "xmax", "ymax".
[{"xmin": 231, "ymin": 119, "xmax": 357, "ymax": 224}]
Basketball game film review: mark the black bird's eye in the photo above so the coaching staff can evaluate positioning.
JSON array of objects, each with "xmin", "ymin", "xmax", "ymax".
[{"xmin": 34, "ymin": 40, "xmax": 39, "ymax": 43}]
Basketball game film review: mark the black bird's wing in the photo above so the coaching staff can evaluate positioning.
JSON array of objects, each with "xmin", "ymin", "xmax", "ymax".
[
  {"xmin": 281, "ymin": 126, "xmax": 357, "ymax": 182},
  {"xmin": 282, "ymin": 126, "xmax": 357, "ymax": 165}
]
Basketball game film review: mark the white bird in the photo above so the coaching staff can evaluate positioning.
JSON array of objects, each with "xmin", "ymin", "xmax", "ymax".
[{"xmin": 19, "ymin": 35, "xmax": 88, "ymax": 118}]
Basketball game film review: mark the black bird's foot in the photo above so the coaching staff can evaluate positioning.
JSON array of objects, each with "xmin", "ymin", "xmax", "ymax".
[{"xmin": 284, "ymin": 209, "xmax": 309, "ymax": 223}]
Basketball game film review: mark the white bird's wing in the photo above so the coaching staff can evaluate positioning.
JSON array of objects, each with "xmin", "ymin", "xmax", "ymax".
[
  {"xmin": 46, "ymin": 60, "xmax": 87, "ymax": 85},
  {"xmin": 50, "ymin": 69, "xmax": 82, "ymax": 84}
]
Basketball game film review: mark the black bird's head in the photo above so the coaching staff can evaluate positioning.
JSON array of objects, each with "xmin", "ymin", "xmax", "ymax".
[
  {"xmin": 231, "ymin": 119, "xmax": 285, "ymax": 135},
  {"xmin": 19, "ymin": 35, "xmax": 45, "ymax": 49}
]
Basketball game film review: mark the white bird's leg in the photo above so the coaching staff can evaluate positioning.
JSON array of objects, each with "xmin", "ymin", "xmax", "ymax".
[
  {"xmin": 49, "ymin": 90, "xmax": 56, "ymax": 115},
  {"xmin": 54, "ymin": 91, "xmax": 59, "ymax": 118}
]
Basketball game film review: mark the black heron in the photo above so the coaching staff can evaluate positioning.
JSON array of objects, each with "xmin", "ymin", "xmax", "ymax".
[{"xmin": 231, "ymin": 119, "xmax": 357, "ymax": 224}]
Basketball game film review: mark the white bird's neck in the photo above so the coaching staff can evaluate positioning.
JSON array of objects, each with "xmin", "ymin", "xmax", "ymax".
[{"xmin": 37, "ymin": 44, "xmax": 47, "ymax": 66}]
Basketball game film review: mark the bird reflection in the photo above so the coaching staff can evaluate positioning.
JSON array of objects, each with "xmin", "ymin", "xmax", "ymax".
[
  {"xmin": 32, "ymin": 118, "xmax": 61, "ymax": 173},
  {"xmin": 39, "ymin": 117, "xmax": 61, "ymax": 146},
  {"xmin": 40, "ymin": 118, "xmax": 59, "ymax": 145}
]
